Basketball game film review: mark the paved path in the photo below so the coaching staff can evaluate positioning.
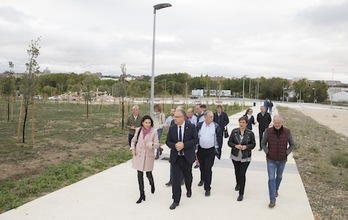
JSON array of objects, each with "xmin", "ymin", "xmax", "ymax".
[{"xmin": 0, "ymin": 105, "xmax": 314, "ymax": 220}]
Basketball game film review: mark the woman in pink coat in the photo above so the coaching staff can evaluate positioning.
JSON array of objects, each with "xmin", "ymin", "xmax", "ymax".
[{"xmin": 130, "ymin": 115, "xmax": 159, "ymax": 204}]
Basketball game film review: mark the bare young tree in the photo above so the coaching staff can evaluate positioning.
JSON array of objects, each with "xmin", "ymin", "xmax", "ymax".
[
  {"xmin": 82, "ymin": 76, "xmax": 95, "ymax": 118},
  {"xmin": 119, "ymin": 63, "xmax": 127, "ymax": 129},
  {"xmin": 19, "ymin": 37, "xmax": 40, "ymax": 143}
]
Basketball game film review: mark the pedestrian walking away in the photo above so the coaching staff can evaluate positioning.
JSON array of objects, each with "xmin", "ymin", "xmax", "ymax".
[
  {"xmin": 261, "ymin": 115, "xmax": 295, "ymax": 208},
  {"xmin": 166, "ymin": 108, "xmax": 198, "ymax": 210},
  {"xmin": 228, "ymin": 116, "xmax": 256, "ymax": 201},
  {"xmin": 130, "ymin": 115, "xmax": 159, "ymax": 204}
]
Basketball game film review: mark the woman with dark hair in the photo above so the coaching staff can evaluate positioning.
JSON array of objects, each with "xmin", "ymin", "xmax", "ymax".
[
  {"xmin": 228, "ymin": 116, "xmax": 256, "ymax": 201},
  {"xmin": 244, "ymin": 108, "xmax": 255, "ymax": 130},
  {"xmin": 130, "ymin": 115, "xmax": 159, "ymax": 204}
]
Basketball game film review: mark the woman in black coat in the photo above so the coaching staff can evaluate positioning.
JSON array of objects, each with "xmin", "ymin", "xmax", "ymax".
[
  {"xmin": 244, "ymin": 108, "xmax": 255, "ymax": 130},
  {"xmin": 228, "ymin": 116, "xmax": 256, "ymax": 202}
]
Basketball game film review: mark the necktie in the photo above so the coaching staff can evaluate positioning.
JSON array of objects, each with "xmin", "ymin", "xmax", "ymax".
[
  {"xmin": 179, "ymin": 126, "xmax": 183, "ymax": 155},
  {"xmin": 179, "ymin": 126, "xmax": 182, "ymax": 141}
]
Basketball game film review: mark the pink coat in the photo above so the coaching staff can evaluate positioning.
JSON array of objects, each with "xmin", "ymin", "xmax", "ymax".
[{"xmin": 130, "ymin": 127, "xmax": 159, "ymax": 172}]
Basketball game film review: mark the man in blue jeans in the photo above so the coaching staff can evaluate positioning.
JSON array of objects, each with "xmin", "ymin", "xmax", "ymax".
[{"xmin": 261, "ymin": 115, "xmax": 295, "ymax": 208}]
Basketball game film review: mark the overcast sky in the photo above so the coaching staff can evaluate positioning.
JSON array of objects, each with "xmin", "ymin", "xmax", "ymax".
[{"xmin": 1, "ymin": 0, "xmax": 348, "ymax": 83}]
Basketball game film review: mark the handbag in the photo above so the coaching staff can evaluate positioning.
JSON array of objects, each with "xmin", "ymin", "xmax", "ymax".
[{"xmin": 224, "ymin": 127, "xmax": 229, "ymax": 138}]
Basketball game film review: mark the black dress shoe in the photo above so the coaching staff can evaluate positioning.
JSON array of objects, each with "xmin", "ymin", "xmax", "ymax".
[
  {"xmin": 235, "ymin": 185, "xmax": 240, "ymax": 191},
  {"xmin": 169, "ymin": 202, "xmax": 179, "ymax": 210},
  {"xmin": 205, "ymin": 191, "xmax": 211, "ymax": 197},
  {"xmin": 258, "ymin": 148, "xmax": 262, "ymax": 151},
  {"xmin": 198, "ymin": 181, "xmax": 204, "ymax": 186},
  {"xmin": 186, "ymin": 190, "xmax": 192, "ymax": 198},
  {"xmin": 165, "ymin": 181, "xmax": 172, "ymax": 186},
  {"xmin": 237, "ymin": 195, "xmax": 243, "ymax": 201}
]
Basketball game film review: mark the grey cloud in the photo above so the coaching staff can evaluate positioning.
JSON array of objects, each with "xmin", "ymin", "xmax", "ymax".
[
  {"xmin": 0, "ymin": 5, "xmax": 31, "ymax": 23},
  {"xmin": 297, "ymin": 1, "xmax": 348, "ymax": 26}
]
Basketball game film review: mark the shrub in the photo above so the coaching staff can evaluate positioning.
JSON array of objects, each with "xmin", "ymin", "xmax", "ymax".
[{"xmin": 330, "ymin": 153, "xmax": 348, "ymax": 168}]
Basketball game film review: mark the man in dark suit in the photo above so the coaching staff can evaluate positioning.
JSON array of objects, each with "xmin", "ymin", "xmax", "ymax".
[
  {"xmin": 213, "ymin": 105, "xmax": 229, "ymax": 159},
  {"xmin": 166, "ymin": 108, "xmax": 198, "ymax": 210}
]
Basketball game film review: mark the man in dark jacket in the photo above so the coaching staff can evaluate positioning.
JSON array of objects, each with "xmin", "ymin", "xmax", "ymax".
[
  {"xmin": 166, "ymin": 108, "xmax": 198, "ymax": 210},
  {"xmin": 213, "ymin": 105, "xmax": 229, "ymax": 158},
  {"xmin": 257, "ymin": 106, "xmax": 272, "ymax": 151},
  {"xmin": 261, "ymin": 115, "xmax": 295, "ymax": 208}
]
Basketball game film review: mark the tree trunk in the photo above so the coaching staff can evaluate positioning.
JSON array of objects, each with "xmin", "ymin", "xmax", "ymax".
[
  {"xmin": 121, "ymin": 96, "xmax": 124, "ymax": 130},
  {"xmin": 17, "ymin": 99, "xmax": 24, "ymax": 143},
  {"xmin": 86, "ymin": 97, "xmax": 89, "ymax": 118},
  {"xmin": 7, "ymin": 96, "xmax": 10, "ymax": 122}
]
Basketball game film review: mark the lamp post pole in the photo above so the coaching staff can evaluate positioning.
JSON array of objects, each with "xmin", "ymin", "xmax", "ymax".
[
  {"xmin": 150, "ymin": 3, "xmax": 172, "ymax": 117},
  {"xmin": 330, "ymin": 68, "xmax": 334, "ymax": 109}
]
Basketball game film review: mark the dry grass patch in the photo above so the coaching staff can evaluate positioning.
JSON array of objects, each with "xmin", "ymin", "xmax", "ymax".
[{"xmin": 279, "ymin": 106, "xmax": 348, "ymax": 220}]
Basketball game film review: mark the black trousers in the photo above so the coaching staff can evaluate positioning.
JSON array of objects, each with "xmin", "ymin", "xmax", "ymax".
[
  {"xmin": 259, "ymin": 128, "xmax": 265, "ymax": 149},
  {"xmin": 232, "ymin": 160, "xmax": 250, "ymax": 196},
  {"xmin": 128, "ymin": 133, "xmax": 134, "ymax": 146},
  {"xmin": 197, "ymin": 147, "xmax": 215, "ymax": 191},
  {"xmin": 172, "ymin": 156, "xmax": 193, "ymax": 204}
]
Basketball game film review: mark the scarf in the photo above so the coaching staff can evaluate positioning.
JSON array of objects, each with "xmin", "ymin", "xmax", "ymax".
[{"xmin": 142, "ymin": 126, "xmax": 152, "ymax": 139}]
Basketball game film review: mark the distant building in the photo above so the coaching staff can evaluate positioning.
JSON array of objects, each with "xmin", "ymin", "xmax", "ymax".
[{"xmin": 332, "ymin": 91, "xmax": 348, "ymax": 102}]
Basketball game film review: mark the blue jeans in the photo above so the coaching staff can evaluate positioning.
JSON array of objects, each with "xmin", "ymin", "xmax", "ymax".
[
  {"xmin": 267, "ymin": 159, "xmax": 286, "ymax": 202},
  {"xmin": 156, "ymin": 128, "xmax": 163, "ymax": 155}
]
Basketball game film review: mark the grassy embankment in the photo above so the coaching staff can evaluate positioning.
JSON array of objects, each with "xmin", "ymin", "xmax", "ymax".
[{"xmin": 277, "ymin": 106, "xmax": 348, "ymax": 220}]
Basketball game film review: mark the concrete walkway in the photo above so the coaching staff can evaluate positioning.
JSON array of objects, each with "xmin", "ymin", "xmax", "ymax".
[{"xmin": 0, "ymin": 105, "xmax": 314, "ymax": 220}]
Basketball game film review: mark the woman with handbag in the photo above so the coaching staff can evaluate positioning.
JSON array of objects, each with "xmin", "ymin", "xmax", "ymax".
[
  {"xmin": 228, "ymin": 116, "xmax": 256, "ymax": 202},
  {"xmin": 130, "ymin": 115, "xmax": 159, "ymax": 204}
]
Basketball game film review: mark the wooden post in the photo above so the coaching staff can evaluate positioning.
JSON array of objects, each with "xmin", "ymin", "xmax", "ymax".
[
  {"xmin": 30, "ymin": 99, "xmax": 35, "ymax": 144},
  {"xmin": 118, "ymin": 98, "xmax": 121, "ymax": 129},
  {"xmin": 17, "ymin": 98, "xmax": 24, "ymax": 143},
  {"xmin": 10, "ymin": 95, "xmax": 14, "ymax": 121}
]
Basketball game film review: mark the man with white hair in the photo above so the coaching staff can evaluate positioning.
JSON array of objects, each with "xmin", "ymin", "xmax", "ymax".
[
  {"xmin": 126, "ymin": 105, "xmax": 142, "ymax": 146},
  {"xmin": 196, "ymin": 110, "xmax": 222, "ymax": 196},
  {"xmin": 261, "ymin": 115, "xmax": 295, "ymax": 208}
]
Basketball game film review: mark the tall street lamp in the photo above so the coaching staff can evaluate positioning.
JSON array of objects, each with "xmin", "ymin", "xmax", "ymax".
[
  {"xmin": 150, "ymin": 3, "xmax": 172, "ymax": 117},
  {"xmin": 330, "ymin": 68, "xmax": 334, "ymax": 109}
]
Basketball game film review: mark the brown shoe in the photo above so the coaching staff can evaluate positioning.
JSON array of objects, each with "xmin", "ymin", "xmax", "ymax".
[{"xmin": 268, "ymin": 201, "xmax": 276, "ymax": 208}]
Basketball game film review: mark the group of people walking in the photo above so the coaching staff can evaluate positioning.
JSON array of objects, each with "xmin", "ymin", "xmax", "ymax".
[{"xmin": 127, "ymin": 102, "xmax": 295, "ymax": 210}]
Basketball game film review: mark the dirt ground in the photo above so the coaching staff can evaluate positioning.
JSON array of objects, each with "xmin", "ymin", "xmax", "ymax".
[{"xmin": 297, "ymin": 108, "xmax": 348, "ymax": 137}]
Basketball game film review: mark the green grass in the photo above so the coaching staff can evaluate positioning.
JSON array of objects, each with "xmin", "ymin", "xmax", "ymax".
[
  {"xmin": 0, "ymin": 149, "xmax": 131, "ymax": 212},
  {"xmin": 330, "ymin": 153, "xmax": 348, "ymax": 168}
]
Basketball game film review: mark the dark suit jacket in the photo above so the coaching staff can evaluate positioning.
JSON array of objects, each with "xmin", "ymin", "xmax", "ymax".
[
  {"xmin": 197, "ymin": 121, "xmax": 223, "ymax": 159},
  {"xmin": 166, "ymin": 122, "xmax": 198, "ymax": 165},
  {"xmin": 213, "ymin": 111, "xmax": 229, "ymax": 130}
]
